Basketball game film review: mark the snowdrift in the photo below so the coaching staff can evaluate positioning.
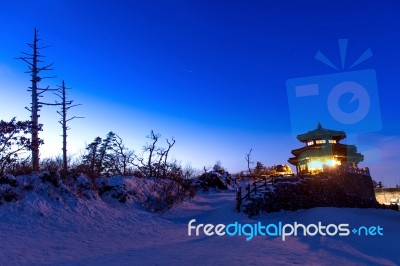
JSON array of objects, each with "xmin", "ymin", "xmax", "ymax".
[{"xmin": 0, "ymin": 173, "xmax": 399, "ymax": 265}]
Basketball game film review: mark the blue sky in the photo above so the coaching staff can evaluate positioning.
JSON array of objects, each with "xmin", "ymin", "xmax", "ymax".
[{"xmin": 0, "ymin": 1, "xmax": 399, "ymax": 185}]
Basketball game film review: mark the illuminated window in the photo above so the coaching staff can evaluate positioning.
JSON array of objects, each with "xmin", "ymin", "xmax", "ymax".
[
  {"xmin": 316, "ymin": 140, "xmax": 326, "ymax": 144},
  {"xmin": 328, "ymin": 140, "xmax": 337, "ymax": 144},
  {"xmin": 307, "ymin": 141, "xmax": 314, "ymax": 146}
]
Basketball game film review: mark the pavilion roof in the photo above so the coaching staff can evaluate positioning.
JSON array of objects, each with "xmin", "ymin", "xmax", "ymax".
[{"xmin": 297, "ymin": 123, "xmax": 346, "ymax": 142}]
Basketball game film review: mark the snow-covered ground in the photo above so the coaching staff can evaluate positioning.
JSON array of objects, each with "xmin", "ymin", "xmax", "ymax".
[{"xmin": 0, "ymin": 177, "xmax": 399, "ymax": 265}]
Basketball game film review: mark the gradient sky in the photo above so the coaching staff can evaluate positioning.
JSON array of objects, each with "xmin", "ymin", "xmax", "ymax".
[{"xmin": 0, "ymin": 1, "xmax": 399, "ymax": 185}]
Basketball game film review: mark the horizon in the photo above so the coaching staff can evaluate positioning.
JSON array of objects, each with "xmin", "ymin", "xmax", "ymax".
[{"xmin": 1, "ymin": 1, "xmax": 399, "ymax": 185}]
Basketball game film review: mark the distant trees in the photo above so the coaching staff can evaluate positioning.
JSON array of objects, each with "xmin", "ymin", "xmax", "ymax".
[
  {"xmin": 8, "ymin": 29, "xmax": 197, "ymax": 183},
  {"xmin": 0, "ymin": 122, "xmax": 192, "ymax": 180},
  {"xmin": 0, "ymin": 118, "xmax": 32, "ymax": 177},
  {"xmin": 253, "ymin": 161, "xmax": 266, "ymax": 176},
  {"xmin": 16, "ymin": 28, "xmax": 57, "ymax": 172},
  {"xmin": 213, "ymin": 160, "xmax": 224, "ymax": 173},
  {"xmin": 81, "ymin": 132, "xmax": 119, "ymax": 178},
  {"xmin": 134, "ymin": 130, "xmax": 176, "ymax": 178},
  {"xmin": 111, "ymin": 134, "xmax": 135, "ymax": 176},
  {"xmin": 74, "ymin": 130, "xmax": 190, "ymax": 179},
  {"xmin": 81, "ymin": 137, "xmax": 102, "ymax": 178}
]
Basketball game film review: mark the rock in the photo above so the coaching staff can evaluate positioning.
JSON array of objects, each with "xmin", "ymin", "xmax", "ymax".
[
  {"xmin": 196, "ymin": 173, "xmax": 227, "ymax": 190},
  {"xmin": 244, "ymin": 173, "xmax": 379, "ymax": 216}
]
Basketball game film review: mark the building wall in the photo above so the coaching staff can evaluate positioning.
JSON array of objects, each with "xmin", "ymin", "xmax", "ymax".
[{"xmin": 374, "ymin": 188, "xmax": 400, "ymax": 204}]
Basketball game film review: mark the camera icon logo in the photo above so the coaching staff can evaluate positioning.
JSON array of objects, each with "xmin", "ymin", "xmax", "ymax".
[{"xmin": 286, "ymin": 39, "xmax": 382, "ymax": 137}]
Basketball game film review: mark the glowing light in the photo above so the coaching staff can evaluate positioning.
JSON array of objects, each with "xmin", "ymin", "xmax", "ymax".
[
  {"xmin": 309, "ymin": 160, "xmax": 323, "ymax": 170},
  {"xmin": 308, "ymin": 158, "xmax": 341, "ymax": 171}
]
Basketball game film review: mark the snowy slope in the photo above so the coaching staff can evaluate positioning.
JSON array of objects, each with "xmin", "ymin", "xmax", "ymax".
[{"xmin": 0, "ymin": 177, "xmax": 399, "ymax": 265}]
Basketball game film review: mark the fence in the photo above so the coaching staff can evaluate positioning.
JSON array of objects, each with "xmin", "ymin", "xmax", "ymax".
[
  {"xmin": 341, "ymin": 166, "xmax": 370, "ymax": 176},
  {"xmin": 235, "ymin": 176, "xmax": 275, "ymax": 212}
]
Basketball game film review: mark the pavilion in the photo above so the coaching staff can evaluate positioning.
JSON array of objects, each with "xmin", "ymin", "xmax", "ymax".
[{"xmin": 288, "ymin": 123, "xmax": 364, "ymax": 174}]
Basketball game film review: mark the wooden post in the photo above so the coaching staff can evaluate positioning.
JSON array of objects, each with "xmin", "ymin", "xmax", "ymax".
[
  {"xmin": 265, "ymin": 177, "xmax": 267, "ymax": 187},
  {"xmin": 246, "ymin": 184, "xmax": 250, "ymax": 198},
  {"xmin": 236, "ymin": 187, "xmax": 242, "ymax": 212},
  {"xmin": 254, "ymin": 181, "xmax": 257, "ymax": 193}
]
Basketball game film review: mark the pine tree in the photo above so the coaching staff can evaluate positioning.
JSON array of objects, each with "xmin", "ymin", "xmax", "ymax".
[
  {"xmin": 82, "ymin": 132, "xmax": 118, "ymax": 178},
  {"xmin": 0, "ymin": 118, "xmax": 32, "ymax": 176},
  {"xmin": 82, "ymin": 137, "xmax": 102, "ymax": 178},
  {"xmin": 100, "ymin": 132, "xmax": 117, "ymax": 176},
  {"xmin": 253, "ymin": 161, "xmax": 265, "ymax": 176}
]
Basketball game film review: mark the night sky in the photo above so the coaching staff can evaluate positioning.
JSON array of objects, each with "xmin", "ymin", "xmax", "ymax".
[{"xmin": 0, "ymin": 1, "xmax": 399, "ymax": 185}]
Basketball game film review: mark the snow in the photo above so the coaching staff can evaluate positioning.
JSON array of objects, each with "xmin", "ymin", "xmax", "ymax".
[{"xmin": 0, "ymin": 175, "xmax": 399, "ymax": 265}]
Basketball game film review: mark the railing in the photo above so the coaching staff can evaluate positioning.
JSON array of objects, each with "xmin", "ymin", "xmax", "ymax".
[
  {"xmin": 341, "ymin": 166, "xmax": 370, "ymax": 176},
  {"xmin": 235, "ymin": 169, "xmax": 374, "ymax": 212},
  {"xmin": 235, "ymin": 176, "xmax": 275, "ymax": 212}
]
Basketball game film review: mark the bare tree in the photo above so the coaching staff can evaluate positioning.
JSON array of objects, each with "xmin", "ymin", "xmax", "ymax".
[
  {"xmin": 245, "ymin": 148, "xmax": 253, "ymax": 174},
  {"xmin": 133, "ymin": 155, "xmax": 147, "ymax": 176},
  {"xmin": 16, "ymin": 28, "xmax": 57, "ymax": 172},
  {"xmin": 112, "ymin": 134, "xmax": 135, "ymax": 176},
  {"xmin": 155, "ymin": 148, "xmax": 166, "ymax": 177},
  {"xmin": 181, "ymin": 163, "xmax": 198, "ymax": 180},
  {"xmin": 162, "ymin": 137, "xmax": 175, "ymax": 177},
  {"xmin": 203, "ymin": 166, "xmax": 209, "ymax": 174},
  {"xmin": 133, "ymin": 131, "xmax": 177, "ymax": 178},
  {"xmin": 145, "ymin": 130, "xmax": 159, "ymax": 177},
  {"xmin": 132, "ymin": 130, "xmax": 160, "ymax": 177},
  {"xmin": 55, "ymin": 80, "xmax": 83, "ymax": 177}
]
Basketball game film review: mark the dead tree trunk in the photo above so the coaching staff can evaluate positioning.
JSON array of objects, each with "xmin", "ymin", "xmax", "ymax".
[
  {"xmin": 156, "ymin": 149, "xmax": 166, "ymax": 178},
  {"xmin": 146, "ymin": 130, "xmax": 159, "ymax": 177},
  {"xmin": 113, "ymin": 134, "xmax": 133, "ymax": 176},
  {"xmin": 28, "ymin": 29, "xmax": 40, "ymax": 172},
  {"xmin": 163, "ymin": 137, "xmax": 175, "ymax": 177},
  {"xmin": 55, "ymin": 80, "xmax": 82, "ymax": 177},
  {"xmin": 17, "ymin": 28, "xmax": 57, "ymax": 172},
  {"xmin": 245, "ymin": 148, "xmax": 253, "ymax": 175}
]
